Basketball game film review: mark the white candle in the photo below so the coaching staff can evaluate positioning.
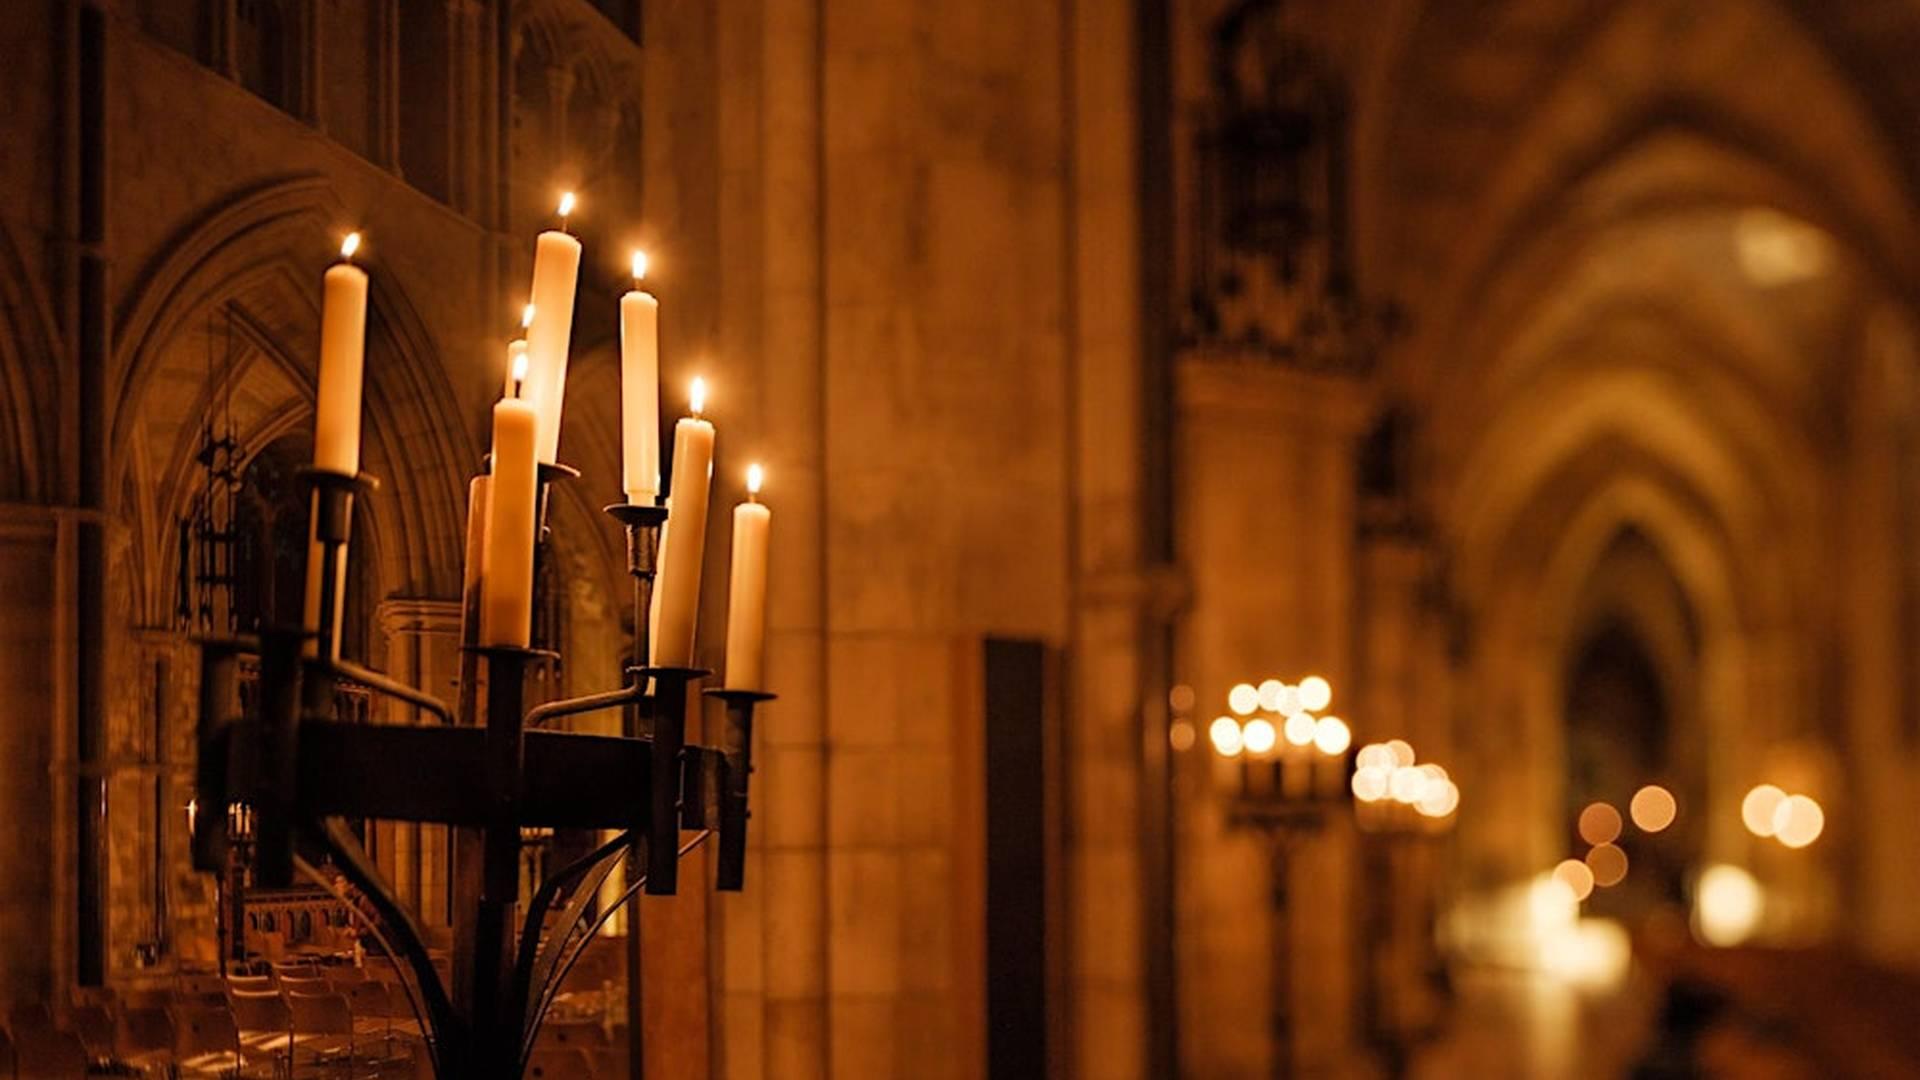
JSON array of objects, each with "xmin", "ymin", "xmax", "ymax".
[
  {"xmin": 620, "ymin": 251, "xmax": 661, "ymax": 505},
  {"xmin": 480, "ymin": 394, "xmax": 539, "ymax": 648},
  {"xmin": 651, "ymin": 379, "xmax": 715, "ymax": 668},
  {"xmin": 525, "ymin": 196, "xmax": 582, "ymax": 464},
  {"xmin": 724, "ymin": 465, "xmax": 771, "ymax": 690},
  {"xmin": 313, "ymin": 233, "xmax": 368, "ymax": 475}
]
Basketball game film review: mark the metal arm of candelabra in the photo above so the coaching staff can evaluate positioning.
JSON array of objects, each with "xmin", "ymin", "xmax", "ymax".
[{"xmin": 191, "ymin": 464, "xmax": 774, "ymax": 1080}]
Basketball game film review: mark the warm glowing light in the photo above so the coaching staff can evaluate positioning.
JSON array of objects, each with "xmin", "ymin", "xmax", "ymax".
[
  {"xmin": 1389, "ymin": 766, "xmax": 1427, "ymax": 804},
  {"xmin": 689, "ymin": 376, "xmax": 708, "ymax": 416},
  {"xmin": 1742, "ymin": 784, "xmax": 1787, "ymax": 837},
  {"xmin": 1543, "ymin": 917, "xmax": 1631, "ymax": 990},
  {"xmin": 1385, "ymin": 739, "xmax": 1416, "ymax": 769},
  {"xmin": 1296, "ymin": 676, "xmax": 1332, "ymax": 713},
  {"xmin": 1735, "ymin": 207, "xmax": 1831, "ymax": 286},
  {"xmin": 1695, "ymin": 864, "xmax": 1764, "ymax": 946},
  {"xmin": 557, "ymin": 191, "xmax": 577, "ymax": 218},
  {"xmin": 1257, "ymin": 679, "xmax": 1286, "ymax": 713},
  {"xmin": 511, "ymin": 348, "xmax": 530, "ymax": 387},
  {"xmin": 1169, "ymin": 684, "xmax": 1196, "ymax": 713},
  {"xmin": 1577, "ymin": 802, "xmax": 1623, "ymax": 846},
  {"xmin": 340, "ymin": 231, "xmax": 362, "ymax": 260},
  {"xmin": 1313, "ymin": 716, "xmax": 1351, "ymax": 756},
  {"xmin": 1355, "ymin": 743, "xmax": 1395, "ymax": 772},
  {"xmin": 1242, "ymin": 718, "xmax": 1277, "ymax": 756},
  {"xmin": 1168, "ymin": 720, "xmax": 1195, "ymax": 752},
  {"xmin": 186, "ymin": 798, "xmax": 199, "ymax": 833},
  {"xmin": 747, "ymin": 463, "xmax": 765, "ymax": 496},
  {"xmin": 1209, "ymin": 716, "xmax": 1243, "ymax": 757},
  {"xmin": 521, "ymin": 303, "xmax": 536, "ymax": 328},
  {"xmin": 1228, "ymin": 683, "xmax": 1259, "ymax": 716},
  {"xmin": 1277, "ymin": 684, "xmax": 1302, "ymax": 716},
  {"xmin": 1630, "ymin": 785, "xmax": 1677, "ymax": 833},
  {"xmin": 1351, "ymin": 766, "xmax": 1388, "ymax": 803},
  {"xmin": 1417, "ymin": 779, "xmax": 1459, "ymax": 818},
  {"xmin": 1530, "ymin": 874, "xmax": 1579, "ymax": 929},
  {"xmin": 1772, "ymin": 794, "xmax": 1825, "ymax": 849},
  {"xmin": 1283, "ymin": 712, "xmax": 1317, "ymax": 747},
  {"xmin": 631, "ymin": 250, "xmax": 650, "ymax": 283},
  {"xmin": 1552, "ymin": 859, "xmax": 1595, "ymax": 902},
  {"xmin": 1417, "ymin": 763, "xmax": 1448, "ymax": 785},
  {"xmin": 1585, "ymin": 843, "xmax": 1628, "ymax": 887}
]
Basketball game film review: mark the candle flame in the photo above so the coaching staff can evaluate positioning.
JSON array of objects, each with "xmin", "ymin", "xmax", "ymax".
[
  {"xmin": 511, "ymin": 348, "xmax": 529, "ymax": 386},
  {"xmin": 631, "ymin": 250, "xmax": 649, "ymax": 283},
  {"xmin": 340, "ymin": 232, "xmax": 362, "ymax": 260},
  {"xmin": 747, "ymin": 463, "xmax": 764, "ymax": 496},
  {"xmin": 557, "ymin": 191, "xmax": 577, "ymax": 218},
  {"xmin": 690, "ymin": 376, "xmax": 707, "ymax": 416},
  {"xmin": 521, "ymin": 302, "xmax": 535, "ymax": 328}
]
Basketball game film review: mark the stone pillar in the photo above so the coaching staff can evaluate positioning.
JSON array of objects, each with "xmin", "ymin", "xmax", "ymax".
[
  {"xmin": 374, "ymin": 598, "xmax": 462, "ymax": 928},
  {"xmin": 1175, "ymin": 357, "xmax": 1368, "ymax": 1079}
]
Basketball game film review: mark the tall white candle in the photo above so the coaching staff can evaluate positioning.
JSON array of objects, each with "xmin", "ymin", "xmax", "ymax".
[
  {"xmin": 480, "ymin": 392, "xmax": 539, "ymax": 648},
  {"xmin": 724, "ymin": 465, "xmax": 771, "ymax": 690},
  {"xmin": 313, "ymin": 232, "xmax": 369, "ymax": 475},
  {"xmin": 620, "ymin": 251, "xmax": 661, "ymax": 505},
  {"xmin": 525, "ymin": 195, "xmax": 582, "ymax": 464},
  {"xmin": 651, "ymin": 378, "xmax": 715, "ymax": 668}
]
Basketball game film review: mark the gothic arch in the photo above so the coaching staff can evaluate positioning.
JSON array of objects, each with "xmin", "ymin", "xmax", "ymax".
[{"xmin": 111, "ymin": 175, "xmax": 473, "ymax": 625}]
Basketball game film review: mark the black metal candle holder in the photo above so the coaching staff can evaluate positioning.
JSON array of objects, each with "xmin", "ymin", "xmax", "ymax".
[{"xmin": 191, "ymin": 464, "xmax": 773, "ymax": 1079}]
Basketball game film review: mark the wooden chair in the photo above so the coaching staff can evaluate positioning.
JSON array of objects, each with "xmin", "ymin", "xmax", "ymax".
[
  {"xmin": 225, "ymin": 974, "xmax": 276, "ymax": 995},
  {"xmin": 170, "ymin": 1003, "xmax": 245, "ymax": 1078},
  {"xmin": 287, "ymin": 990, "xmax": 356, "ymax": 1076},
  {"xmin": 340, "ymin": 981, "xmax": 395, "ymax": 1050},
  {"xmin": 114, "ymin": 1004, "xmax": 175, "ymax": 1074},
  {"xmin": 177, "ymin": 974, "xmax": 227, "ymax": 998},
  {"xmin": 276, "ymin": 974, "xmax": 331, "ymax": 998},
  {"xmin": 227, "ymin": 988, "xmax": 293, "ymax": 1071},
  {"xmin": 527, "ymin": 1045, "xmax": 594, "ymax": 1080}
]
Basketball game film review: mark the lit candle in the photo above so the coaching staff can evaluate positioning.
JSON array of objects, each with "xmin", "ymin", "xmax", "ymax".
[
  {"xmin": 314, "ymin": 232, "xmax": 368, "ymax": 475},
  {"xmin": 302, "ymin": 232, "xmax": 367, "ymax": 656},
  {"xmin": 651, "ymin": 378, "xmax": 715, "ymax": 668},
  {"xmin": 502, "ymin": 303, "xmax": 532, "ymax": 398},
  {"xmin": 480, "ymin": 359, "xmax": 539, "ymax": 648},
  {"xmin": 525, "ymin": 194, "xmax": 582, "ymax": 464},
  {"xmin": 724, "ymin": 465, "xmax": 771, "ymax": 690},
  {"xmin": 621, "ymin": 251, "xmax": 661, "ymax": 505}
]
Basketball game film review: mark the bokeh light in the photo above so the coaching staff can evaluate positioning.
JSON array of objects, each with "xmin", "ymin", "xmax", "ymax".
[
  {"xmin": 1242, "ymin": 717, "xmax": 1277, "ymax": 756},
  {"xmin": 1169, "ymin": 684, "xmax": 1196, "ymax": 713},
  {"xmin": 1552, "ymin": 858, "xmax": 1596, "ymax": 902},
  {"xmin": 1577, "ymin": 802, "xmax": 1623, "ymax": 846},
  {"xmin": 1209, "ymin": 716, "xmax": 1243, "ymax": 757},
  {"xmin": 1416, "ymin": 779, "xmax": 1460, "ymax": 818},
  {"xmin": 1356, "ymin": 743, "xmax": 1395, "ymax": 771},
  {"xmin": 1385, "ymin": 739, "xmax": 1416, "ymax": 768},
  {"xmin": 1228, "ymin": 683, "xmax": 1259, "ymax": 716},
  {"xmin": 1351, "ymin": 766, "xmax": 1388, "ymax": 803},
  {"xmin": 1742, "ymin": 784, "xmax": 1786, "ymax": 837},
  {"xmin": 1630, "ymin": 785, "xmax": 1677, "ymax": 833},
  {"xmin": 1313, "ymin": 716, "xmax": 1351, "ymax": 756},
  {"xmin": 1585, "ymin": 843, "xmax": 1629, "ymax": 888},
  {"xmin": 1257, "ymin": 679, "xmax": 1286, "ymax": 712},
  {"xmin": 1772, "ymin": 794, "xmax": 1825, "ymax": 849},
  {"xmin": 1695, "ymin": 864, "xmax": 1764, "ymax": 946},
  {"xmin": 1389, "ymin": 767, "xmax": 1427, "ymax": 804},
  {"xmin": 1284, "ymin": 712, "xmax": 1317, "ymax": 747},
  {"xmin": 1168, "ymin": 720, "xmax": 1195, "ymax": 752},
  {"xmin": 1296, "ymin": 675, "xmax": 1332, "ymax": 712}
]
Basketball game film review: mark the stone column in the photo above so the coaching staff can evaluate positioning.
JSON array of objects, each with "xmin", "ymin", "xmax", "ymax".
[
  {"xmin": 1175, "ymin": 357, "xmax": 1368, "ymax": 1079},
  {"xmin": 374, "ymin": 598, "xmax": 462, "ymax": 928}
]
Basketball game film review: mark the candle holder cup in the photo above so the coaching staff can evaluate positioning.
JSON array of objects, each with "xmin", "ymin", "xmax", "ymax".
[{"xmin": 705, "ymin": 688, "xmax": 775, "ymax": 891}]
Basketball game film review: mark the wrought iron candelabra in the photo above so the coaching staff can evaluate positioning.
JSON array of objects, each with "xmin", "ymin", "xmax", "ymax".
[{"xmin": 191, "ymin": 461, "xmax": 771, "ymax": 1079}]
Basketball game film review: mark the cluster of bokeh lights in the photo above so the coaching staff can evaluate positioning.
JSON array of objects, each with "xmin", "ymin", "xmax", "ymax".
[
  {"xmin": 1350, "ymin": 739, "xmax": 1459, "ymax": 818},
  {"xmin": 1209, "ymin": 675, "xmax": 1350, "ymax": 760},
  {"xmin": 1741, "ymin": 783, "xmax": 1824, "ymax": 849}
]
